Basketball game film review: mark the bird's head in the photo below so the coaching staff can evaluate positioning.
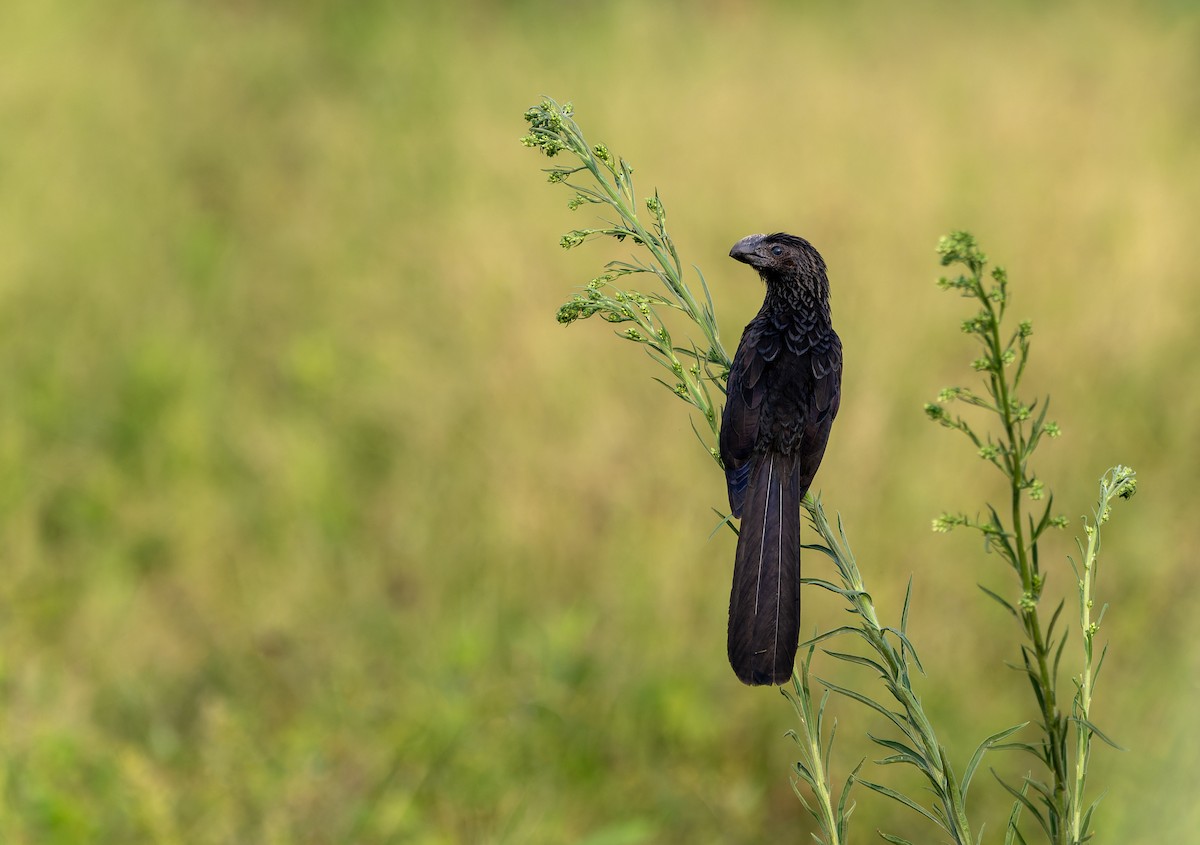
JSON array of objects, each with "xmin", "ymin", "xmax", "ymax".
[{"xmin": 729, "ymin": 232, "xmax": 827, "ymax": 287}]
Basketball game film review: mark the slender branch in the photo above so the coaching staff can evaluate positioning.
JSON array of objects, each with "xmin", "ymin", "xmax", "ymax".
[
  {"xmin": 784, "ymin": 648, "xmax": 852, "ymax": 845},
  {"xmin": 1068, "ymin": 466, "xmax": 1135, "ymax": 843},
  {"xmin": 926, "ymin": 233, "xmax": 1134, "ymax": 844},
  {"xmin": 979, "ymin": 275, "xmax": 1069, "ymax": 835},
  {"xmin": 803, "ymin": 496, "xmax": 976, "ymax": 844}
]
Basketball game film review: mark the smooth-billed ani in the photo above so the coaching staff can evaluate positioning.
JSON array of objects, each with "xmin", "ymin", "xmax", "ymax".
[{"xmin": 720, "ymin": 233, "xmax": 842, "ymax": 686}]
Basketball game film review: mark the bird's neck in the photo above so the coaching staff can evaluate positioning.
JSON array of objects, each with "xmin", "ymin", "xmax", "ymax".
[{"xmin": 763, "ymin": 273, "xmax": 832, "ymax": 326}]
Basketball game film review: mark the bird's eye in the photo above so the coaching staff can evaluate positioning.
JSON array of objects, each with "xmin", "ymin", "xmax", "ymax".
[{"xmin": 770, "ymin": 246, "xmax": 783, "ymax": 256}]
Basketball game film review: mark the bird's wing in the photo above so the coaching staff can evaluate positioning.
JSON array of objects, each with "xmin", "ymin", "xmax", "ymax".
[
  {"xmin": 720, "ymin": 323, "xmax": 769, "ymax": 517},
  {"xmin": 812, "ymin": 334, "xmax": 842, "ymax": 421},
  {"xmin": 798, "ymin": 335, "xmax": 843, "ymax": 493}
]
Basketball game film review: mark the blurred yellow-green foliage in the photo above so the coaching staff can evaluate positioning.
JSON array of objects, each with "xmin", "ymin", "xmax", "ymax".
[{"xmin": 0, "ymin": 1, "xmax": 1197, "ymax": 842}]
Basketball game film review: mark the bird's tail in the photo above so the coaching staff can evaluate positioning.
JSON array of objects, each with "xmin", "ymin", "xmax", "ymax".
[{"xmin": 727, "ymin": 452, "xmax": 802, "ymax": 686}]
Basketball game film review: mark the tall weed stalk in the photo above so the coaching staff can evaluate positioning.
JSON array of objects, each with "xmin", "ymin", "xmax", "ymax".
[{"xmin": 925, "ymin": 236, "xmax": 1136, "ymax": 844}]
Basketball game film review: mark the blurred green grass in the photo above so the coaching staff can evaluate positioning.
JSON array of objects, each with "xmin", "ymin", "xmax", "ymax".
[{"xmin": 0, "ymin": 1, "xmax": 1197, "ymax": 842}]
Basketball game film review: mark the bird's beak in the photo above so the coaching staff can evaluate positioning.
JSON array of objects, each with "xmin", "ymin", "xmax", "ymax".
[{"xmin": 729, "ymin": 234, "xmax": 765, "ymax": 267}]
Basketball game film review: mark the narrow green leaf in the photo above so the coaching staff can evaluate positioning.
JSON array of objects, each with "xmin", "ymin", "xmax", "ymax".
[
  {"xmin": 825, "ymin": 649, "xmax": 889, "ymax": 678},
  {"xmin": 708, "ymin": 509, "xmax": 737, "ymax": 539},
  {"xmin": 858, "ymin": 778, "xmax": 946, "ymax": 832},
  {"xmin": 819, "ymin": 678, "xmax": 914, "ymax": 740},
  {"xmin": 1019, "ymin": 648, "xmax": 1047, "ymax": 711},
  {"xmin": 824, "ymin": 713, "xmax": 837, "ymax": 776},
  {"xmin": 793, "ymin": 758, "xmax": 815, "ymax": 784},
  {"xmin": 963, "ymin": 722, "xmax": 1029, "ymax": 798},
  {"xmin": 1081, "ymin": 793, "xmax": 1105, "ymax": 838},
  {"xmin": 801, "ymin": 578, "xmax": 870, "ymax": 600},
  {"xmin": 1069, "ymin": 716, "xmax": 1125, "ymax": 751},
  {"xmin": 1052, "ymin": 629, "xmax": 1069, "ymax": 689},
  {"xmin": 837, "ymin": 760, "xmax": 863, "ymax": 826},
  {"xmin": 790, "ymin": 775, "xmax": 817, "ymax": 814},
  {"xmin": 619, "ymin": 156, "xmax": 635, "ymax": 201},
  {"xmin": 835, "ymin": 511, "xmax": 854, "ymax": 551},
  {"xmin": 939, "ymin": 742, "xmax": 967, "ymax": 810},
  {"xmin": 1028, "ymin": 399, "xmax": 1049, "ymax": 445},
  {"xmin": 646, "ymin": 346, "xmax": 676, "ymax": 373},
  {"xmin": 1003, "ymin": 780, "xmax": 1029, "ymax": 845},
  {"xmin": 1046, "ymin": 599, "xmax": 1065, "ymax": 641},
  {"xmin": 985, "ymin": 503, "xmax": 1018, "ymax": 566},
  {"xmin": 1006, "ymin": 817, "xmax": 1030, "ymax": 845},
  {"xmin": 798, "ymin": 625, "xmax": 866, "ymax": 650},
  {"xmin": 992, "ymin": 741, "xmax": 1042, "ymax": 759},
  {"xmin": 694, "ymin": 265, "xmax": 717, "ymax": 327},
  {"xmin": 1093, "ymin": 642, "xmax": 1109, "ymax": 684},
  {"xmin": 676, "ymin": 338, "xmax": 702, "ymax": 361},
  {"xmin": 1031, "ymin": 493, "xmax": 1056, "ymax": 541},
  {"xmin": 800, "ymin": 543, "xmax": 839, "ymax": 563},
  {"xmin": 781, "ymin": 686, "xmax": 803, "ymax": 720},
  {"xmin": 1021, "ymin": 776, "xmax": 1054, "ymax": 807},
  {"xmin": 992, "ymin": 771, "xmax": 1051, "ymax": 838},
  {"xmin": 881, "ymin": 626, "xmax": 925, "ymax": 675},
  {"xmin": 978, "ymin": 583, "xmax": 1019, "ymax": 618},
  {"xmin": 649, "ymin": 376, "xmax": 687, "ymax": 402},
  {"xmin": 868, "ymin": 735, "xmax": 931, "ymax": 773},
  {"xmin": 688, "ymin": 414, "xmax": 712, "ymax": 455},
  {"xmin": 879, "ymin": 834, "xmax": 916, "ymax": 845},
  {"xmin": 840, "ymin": 589, "xmax": 873, "ymax": 603},
  {"xmin": 901, "ymin": 577, "xmax": 913, "ymax": 634}
]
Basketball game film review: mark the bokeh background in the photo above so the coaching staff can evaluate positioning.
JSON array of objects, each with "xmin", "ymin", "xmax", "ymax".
[{"xmin": 1, "ymin": 1, "xmax": 1197, "ymax": 842}]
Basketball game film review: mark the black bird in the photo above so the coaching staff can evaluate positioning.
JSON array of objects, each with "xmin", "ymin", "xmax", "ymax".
[{"xmin": 720, "ymin": 233, "xmax": 842, "ymax": 686}]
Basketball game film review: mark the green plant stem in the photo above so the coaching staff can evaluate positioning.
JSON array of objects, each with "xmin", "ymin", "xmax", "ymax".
[
  {"xmin": 801, "ymin": 716, "xmax": 842, "ymax": 845},
  {"xmin": 549, "ymin": 105, "xmax": 728, "ymax": 370},
  {"xmin": 784, "ymin": 654, "xmax": 847, "ymax": 845},
  {"xmin": 804, "ymin": 497, "xmax": 975, "ymax": 844},
  {"xmin": 1067, "ymin": 465, "xmax": 1134, "ymax": 844},
  {"xmin": 525, "ymin": 99, "xmax": 729, "ymax": 448},
  {"xmin": 1069, "ymin": 522, "xmax": 1099, "ymax": 843},
  {"xmin": 928, "ymin": 234, "xmax": 1100, "ymax": 843},
  {"xmin": 982, "ymin": 287, "xmax": 1069, "ymax": 836}
]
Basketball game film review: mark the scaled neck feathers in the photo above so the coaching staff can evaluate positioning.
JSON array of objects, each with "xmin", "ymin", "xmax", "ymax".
[{"xmin": 762, "ymin": 266, "xmax": 832, "ymax": 325}]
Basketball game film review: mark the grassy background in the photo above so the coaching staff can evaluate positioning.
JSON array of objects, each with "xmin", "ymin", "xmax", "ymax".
[{"xmin": 1, "ymin": 1, "xmax": 1197, "ymax": 842}]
